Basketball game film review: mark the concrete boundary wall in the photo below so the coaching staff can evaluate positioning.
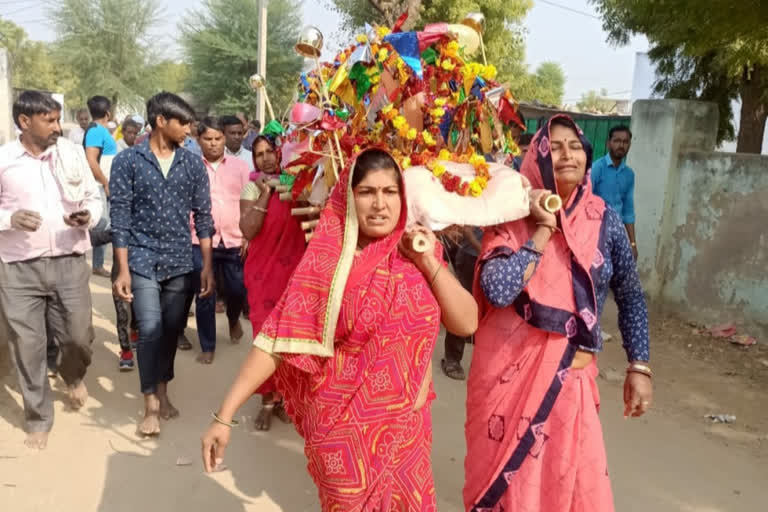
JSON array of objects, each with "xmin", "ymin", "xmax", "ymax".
[{"xmin": 630, "ymin": 100, "xmax": 767, "ymax": 338}]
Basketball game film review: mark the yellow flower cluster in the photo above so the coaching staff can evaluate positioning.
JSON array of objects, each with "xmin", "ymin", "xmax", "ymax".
[
  {"xmin": 441, "ymin": 60, "xmax": 456, "ymax": 71},
  {"xmin": 432, "ymin": 162, "xmax": 447, "ymax": 178},
  {"xmin": 461, "ymin": 62, "xmax": 498, "ymax": 82},
  {"xmin": 430, "ymin": 107, "xmax": 446, "ymax": 119},
  {"xmin": 396, "ymin": 58, "xmax": 409, "ymax": 84},
  {"xmin": 422, "ymin": 130, "xmax": 436, "ymax": 146},
  {"xmin": 469, "ymin": 180, "xmax": 484, "ymax": 197},
  {"xmin": 392, "ymin": 115, "xmax": 407, "ymax": 130},
  {"xmin": 444, "ymin": 41, "xmax": 460, "ymax": 58},
  {"xmin": 376, "ymin": 26, "xmax": 391, "ymax": 38},
  {"xmin": 378, "ymin": 48, "xmax": 389, "ymax": 62}
]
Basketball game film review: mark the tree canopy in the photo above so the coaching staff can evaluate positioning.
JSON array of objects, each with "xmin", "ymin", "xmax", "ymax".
[
  {"xmin": 591, "ymin": 0, "xmax": 768, "ymax": 153},
  {"xmin": 323, "ymin": 0, "xmax": 566, "ymax": 106},
  {"xmin": 576, "ymin": 88, "xmax": 619, "ymax": 114},
  {"xmin": 179, "ymin": 0, "xmax": 303, "ymax": 117},
  {"xmin": 49, "ymin": 0, "xmax": 163, "ymax": 111},
  {"xmin": 0, "ymin": 18, "xmax": 76, "ymax": 95}
]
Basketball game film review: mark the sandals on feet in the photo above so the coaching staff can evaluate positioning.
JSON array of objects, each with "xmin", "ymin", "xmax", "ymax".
[
  {"xmin": 441, "ymin": 358, "xmax": 466, "ymax": 381},
  {"xmin": 177, "ymin": 334, "xmax": 193, "ymax": 351}
]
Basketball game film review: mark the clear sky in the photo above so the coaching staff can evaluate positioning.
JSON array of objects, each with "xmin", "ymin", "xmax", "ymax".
[{"xmin": 5, "ymin": 0, "xmax": 648, "ymax": 103}]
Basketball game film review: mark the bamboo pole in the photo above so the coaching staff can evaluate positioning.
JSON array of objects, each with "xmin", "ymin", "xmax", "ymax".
[{"xmin": 292, "ymin": 205, "xmax": 321, "ymax": 216}]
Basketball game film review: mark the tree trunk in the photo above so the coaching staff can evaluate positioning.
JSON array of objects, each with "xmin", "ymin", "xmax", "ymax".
[{"xmin": 736, "ymin": 64, "xmax": 767, "ymax": 154}]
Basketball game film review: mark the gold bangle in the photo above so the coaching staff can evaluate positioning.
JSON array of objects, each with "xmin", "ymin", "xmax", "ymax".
[
  {"xmin": 211, "ymin": 412, "xmax": 239, "ymax": 427},
  {"xmin": 626, "ymin": 363, "xmax": 652, "ymax": 378},
  {"xmin": 429, "ymin": 265, "xmax": 442, "ymax": 287}
]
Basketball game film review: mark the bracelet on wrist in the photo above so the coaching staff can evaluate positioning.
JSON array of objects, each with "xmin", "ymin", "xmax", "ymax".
[
  {"xmin": 211, "ymin": 412, "xmax": 239, "ymax": 427},
  {"xmin": 626, "ymin": 362, "xmax": 652, "ymax": 379},
  {"xmin": 429, "ymin": 264, "xmax": 442, "ymax": 288},
  {"xmin": 250, "ymin": 205, "xmax": 268, "ymax": 214}
]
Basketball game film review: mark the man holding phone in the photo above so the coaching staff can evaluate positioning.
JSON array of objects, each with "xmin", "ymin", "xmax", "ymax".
[{"xmin": 0, "ymin": 91, "xmax": 102, "ymax": 450}]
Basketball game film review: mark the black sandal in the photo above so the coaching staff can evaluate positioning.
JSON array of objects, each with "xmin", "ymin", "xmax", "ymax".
[{"xmin": 441, "ymin": 358, "xmax": 466, "ymax": 381}]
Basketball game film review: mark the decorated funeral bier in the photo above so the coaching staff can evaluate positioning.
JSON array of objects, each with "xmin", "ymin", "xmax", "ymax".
[{"xmin": 251, "ymin": 13, "xmax": 556, "ymax": 244}]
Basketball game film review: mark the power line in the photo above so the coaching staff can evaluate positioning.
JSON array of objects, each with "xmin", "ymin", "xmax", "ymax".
[
  {"xmin": 0, "ymin": 0, "xmax": 39, "ymax": 5},
  {"xmin": 1, "ymin": 5, "xmax": 40, "ymax": 16},
  {"xmin": 538, "ymin": 0, "xmax": 601, "ymax": 20}
]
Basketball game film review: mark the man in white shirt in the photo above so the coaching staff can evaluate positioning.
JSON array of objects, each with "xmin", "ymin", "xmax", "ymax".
[
  {"xmin": 67, "ymin": 108, "xmax": 90, "ymax": 145},
  {"xmin": 221, "ymin": 115, "xmax": 254, "ymax": 172},
  {"xmin": 0, "ymin": 91, "xmax": 102, "ymax": 449}
]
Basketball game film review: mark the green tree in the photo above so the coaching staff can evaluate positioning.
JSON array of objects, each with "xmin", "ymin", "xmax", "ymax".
[
  {"xmin": 576, "ymin": 88, "xmax": 616, "ymax": 114},
  {"xmin": 180, "ymin": 0, "xmax": 303, "ymax": 117},
  {"xmin": 148, "ymin": 60, "xmax": 189, "ymax": 95},
  {"xmin": 0, "ymin": 18, "xmax": 74, "ymax": 94},
  {"xmin": 50, "ymin": 0, "xmax": 163, "ymax": 111},
  {"xmin": 531, "ymin": 62, "xmax": 566, "ymax": 106},
  {"xmin": 591, "ymin": 0, "xmax": 768, "ymax": 153}
]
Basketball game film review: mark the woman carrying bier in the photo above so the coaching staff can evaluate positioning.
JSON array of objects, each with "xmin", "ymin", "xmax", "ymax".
[
  {"xmin": 239, "ymin": 134, "xmax": 306, "ymax": 430},
  {"xmin": 205, "ymin": 148, "xmax": 478, "ymax": 510},
  {"xmin": 464, "ymin": 115, "xmax": 652, "ymax": 512}
]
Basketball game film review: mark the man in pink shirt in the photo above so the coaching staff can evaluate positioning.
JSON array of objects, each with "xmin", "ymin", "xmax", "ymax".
[
  {"xmin": 0, "ymin": 91, "xmax": 102, "ymax": 449},
  {"xmin": 188, "ymin": 117, "xmax": 250, "ymax": 364}
]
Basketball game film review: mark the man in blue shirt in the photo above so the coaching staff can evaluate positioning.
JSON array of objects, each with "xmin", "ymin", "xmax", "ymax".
[
  {"xmin": 111, "ymin": 92, "xmax": 215, "ymax": 436},
  {"xmin": 84, "ymin": 95, "xmax": 118, "ymax": 276},
  {"xmin": 591, "ymin": 125, "xmax": 638, "ymax": 260}
]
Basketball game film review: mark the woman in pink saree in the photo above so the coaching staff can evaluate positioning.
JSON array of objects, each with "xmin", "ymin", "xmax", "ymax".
[
  {"xmin": 240, "ymin": 135, "xmax": 306, "ymax": 430},
  {"xmin": 464, "ymin": 115, "xmax": 653, "ymax": 512},
  {"xmin": 205, "ymin": 148, "xmax": 477, "ymax": 510}
]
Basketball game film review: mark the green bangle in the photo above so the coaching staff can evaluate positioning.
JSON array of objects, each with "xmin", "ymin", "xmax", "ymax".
[{"xmin": 429, "ymin": 265, "xmax": 442, "ymax": 287}]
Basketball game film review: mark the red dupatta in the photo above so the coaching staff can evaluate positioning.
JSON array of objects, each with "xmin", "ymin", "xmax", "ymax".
[{"xmin": 254, "ymin": 148, "xmax": 440, "ymax": 365}]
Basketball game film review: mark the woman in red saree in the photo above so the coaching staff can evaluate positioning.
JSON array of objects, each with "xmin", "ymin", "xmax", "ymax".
[
  {"xmin": 239, "ymin": 135, "xmax": 306, "ymax": 430},
  {"xmin": 464, "ymin": 116, "xmax": 653, "ymax": 511},
  {"xmin": 204, "ymin": 148, "xmax": 478, "ymax": 510}
]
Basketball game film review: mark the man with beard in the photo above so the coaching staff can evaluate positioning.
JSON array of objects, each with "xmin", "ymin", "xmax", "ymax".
[
  {"xmin": 186, "ymin": 117, "xmax": 250, "ymax": 365},
  {"xmin": 111, "ymin": 92, "xmax": 214, "ymax": 436},
  {"xmin": 0, "ymin": 91, "xmax": 102, "ymax": 449},
  {"xmin": 591, "ymin": 125, "xmax": 638, "ymax": 260}
]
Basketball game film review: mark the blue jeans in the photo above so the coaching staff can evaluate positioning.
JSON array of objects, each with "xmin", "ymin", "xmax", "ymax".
[
  {"xmin": 190, "ymin": 244, "xmax": 247, "ymax": 353},
  {"xmin": 90, "ymin": 185, "xmax": 110, "ymax": 269},
  {"xmin": 131, "ymin": 271, "xmax": 192, "ymax": 394}
]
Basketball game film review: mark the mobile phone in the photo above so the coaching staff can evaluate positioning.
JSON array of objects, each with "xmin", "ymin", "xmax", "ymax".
[{"xmin": 69, "ymin": 210, "xmax": 89, "ymax": 219}]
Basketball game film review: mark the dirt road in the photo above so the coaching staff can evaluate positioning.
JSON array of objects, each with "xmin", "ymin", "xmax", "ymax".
[{"xmin": 0, "ymin": 276, "xmax": 765, "ymax": 511}]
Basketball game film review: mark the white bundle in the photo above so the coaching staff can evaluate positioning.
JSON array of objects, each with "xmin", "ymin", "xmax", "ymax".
[{"xmin": 404, "ymin": 161, "xmax": 531, "ymax": 231}]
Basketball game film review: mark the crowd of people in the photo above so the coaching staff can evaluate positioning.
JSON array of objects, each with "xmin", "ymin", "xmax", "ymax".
[{"xmin": 0, "ymin": 88, "xmax": 650, "ymax": 511}]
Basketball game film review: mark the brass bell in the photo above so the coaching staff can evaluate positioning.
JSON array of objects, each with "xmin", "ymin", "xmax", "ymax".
[
  {"xmin": 295, "ymin": 26, "xmax": 324, "ymax": 58},
  {"xmin": 249, "ymin": 73, "xmax": 265, "ymax": 90},
  {"xmin": 461, "ymin": 12, "xmax": 486, "ymax": 34}
]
